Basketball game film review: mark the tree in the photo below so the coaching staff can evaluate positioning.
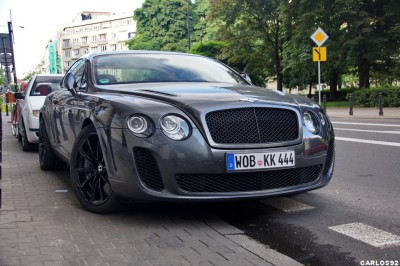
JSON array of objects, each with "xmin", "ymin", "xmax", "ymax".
[
  {"xmin": 127, "ymin": 0, "xmax": 192, "ymax": 51},
  {"xmin": 282, "ymin": 0, "xmax": 353, "ymax": 100},
  {"xmin": 22, "ymin": 71, "xmax": 38, "ymax": 81},
  {"xmin": 209, "ymin": 0, "xmax": 289, "ymax": 90},
  {"xmin": 341, "ymin": 0, "xmax": 400, "ymax": 88}
]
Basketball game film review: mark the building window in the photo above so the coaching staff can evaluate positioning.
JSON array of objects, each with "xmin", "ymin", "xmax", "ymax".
[
  {"xmin": 128, "ymin": 32, "xmax": 136, "ymax": 39},
  {"xmin": 62, "ymin": 39, "xmax": 70, "ymax": 48},
  {"xmin": 91, "ymin": 46, "xmax": 98, "ymax": 53},
  {"xmin": 110, "ymin": 44, "xmax": 117, "ymax": 51},
  {"xmin": 102, "ymin": 22, "xmax": 111, "ymax": 28},
  {"xmin": 111, "ymin": 33, "xmax": 117, "ymax": 39},
  {"xmin": 82, "ymin": 47, "xmax": 89, "ymax": 55},
  {"xmin": 73, "ymin": 49, "xmax": 80, "ymax": 56},
  {"xmin": 73, "ymin": 38, "xmax": 79, "ymax": 44},
  {"xmin": 65, "ymin": 61, "xmax": 72, "ymax": 69},
  {"xmin": 91, "ymin": 35, "xmax": 97, "ymax": 42},
  {"xmin": 81, "ymin": 36, "xmax": 88, "ymax": 44},
  {"xmin": 64, "ymin": 49, "xmax": 71, "ymax": 57},
  {"xmin": 100, "ymin": 45, "xmax": 107, "ymax": 52},
  {"xmin": 99, "ymin": 33, "xmax": 107, "ymax": 40}
]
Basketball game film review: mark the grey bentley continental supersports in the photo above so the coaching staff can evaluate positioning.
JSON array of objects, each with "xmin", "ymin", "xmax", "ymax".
[{"xmin": 39, "ymin": 51, "xmax": 335, "ymax": 213}]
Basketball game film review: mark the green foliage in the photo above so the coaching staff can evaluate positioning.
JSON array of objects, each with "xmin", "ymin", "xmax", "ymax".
[
  {"xmin": 127, "ymin": 0, "xmax": 191, "ymax": 52},
  {"xmin": 129, "ymin": 0, "xmax": 400, "ymax": 90},
  {"xmin": 22, "ymin": 71, "xmax": 38, "ymax": 81},
  {"xmin": 315, "ymin": 88, "xmax": 358, "ymax": 102},
  {"xmin": 208, "ymin": 0, "xmax": 288, "ymax": 90},
  {"xmin": 190, "ymin": 40, "xmax": 227, "ymax": 59},
  {"xmin": 350, "ymin": 86, "xmax": 400, "ymax": 107}
]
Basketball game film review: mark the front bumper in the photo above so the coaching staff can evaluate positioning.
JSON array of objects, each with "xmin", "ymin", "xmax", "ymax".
[
  {"xmin": 27, "ymin": 116, "xmax": 39, "ymax": 143},
  {"xmin": 102, "ymin": 128, "xmax": 335, "ymax": 202}
]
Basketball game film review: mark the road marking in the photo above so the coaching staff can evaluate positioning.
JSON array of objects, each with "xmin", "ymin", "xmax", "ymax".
[
  {"xmin": 334, "ymin": 128, "xmax": 400, "ymax": 134},
  {"xmin": 261, "ymin": 197, "xmax": 314, "ymax": 213},
  {"xmin": 332, "ymin": 121, "xmax": 400, "ymax": 127},
  {"xmin": 336, "ymin": 137, "xmax": 400, "ymax": 147},
  {"xmin": 329, "ymin": 223, "xmax": 400, "ymax": 248}
]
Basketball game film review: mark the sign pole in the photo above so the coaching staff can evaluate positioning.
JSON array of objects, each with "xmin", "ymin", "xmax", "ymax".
[
  {"xmin": 318, "ymin": 61, "xmax": 321, "ymax": 105},
  {"xmin": 311, "ymin": 27, "xmax": 329, "ymax": 106}
]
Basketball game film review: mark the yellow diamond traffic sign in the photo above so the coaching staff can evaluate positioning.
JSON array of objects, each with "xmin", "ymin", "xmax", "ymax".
[{"xmin": 311, "ymin": 27, "xmax": 329, "ymax": 47}]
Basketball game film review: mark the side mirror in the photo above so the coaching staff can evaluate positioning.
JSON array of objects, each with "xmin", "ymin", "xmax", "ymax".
[
  {"xmin": 14, "ymin": 92, "xmax": 25, "ymax": 100},
  {"xmin": 240, "ymin": 73, "xmax": 253, "ymax": 85},
  {"xmin": 64, "ymin": 72, "xmax": 77, "ymax": 96}
]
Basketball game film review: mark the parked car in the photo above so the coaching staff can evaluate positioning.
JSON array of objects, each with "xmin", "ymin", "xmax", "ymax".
[
  {"xmin": 39, "ymin": 51, "xmax": 335, "ymax": 213},
  {"xmin": 14, "ymin": 74, "xmax": 63, "ymax": 150}
]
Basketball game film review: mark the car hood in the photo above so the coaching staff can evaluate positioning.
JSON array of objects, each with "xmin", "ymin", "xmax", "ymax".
[
  {"xmin": 99, "ymin": 82, "xmax": 312, "ymax": 109},
  {"xmin": 28, "ymin": 96, "xmax": 46, "ymax": 111}
]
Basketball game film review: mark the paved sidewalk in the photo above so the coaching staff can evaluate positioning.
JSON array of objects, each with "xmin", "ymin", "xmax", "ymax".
[
  {"xmin": 0, "ymin": 112, "xmax": 301, "ymax": 266},
  {"xmin": 326, "ymin": 107, "xmax": 400, "ymax": 119}
]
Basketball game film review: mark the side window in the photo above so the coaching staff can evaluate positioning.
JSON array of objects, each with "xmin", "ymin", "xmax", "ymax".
[{"xmin": 65, "ymin": 59, "xmax": 87, "ymax": 91}]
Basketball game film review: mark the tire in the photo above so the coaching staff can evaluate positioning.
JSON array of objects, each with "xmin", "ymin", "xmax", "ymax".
[
  {"xmin": 21, "ymin": 120, "xmax": 35, "ymax": 151},
  {"xmin": 17, "ymin": 125, "xmax": 22, "ymax": 142},
  {"xmin": 70, "ymin": 124, "xmax": 120, "ymax": 214},
  {"xmin": 39, "ymin": 118, "xmax": 64, "ymax": 170}
]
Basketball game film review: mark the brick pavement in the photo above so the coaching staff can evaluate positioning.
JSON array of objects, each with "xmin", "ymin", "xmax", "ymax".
[{"xmin": 0, "ymin": 112, "xmax": 301, "ymax": 266}]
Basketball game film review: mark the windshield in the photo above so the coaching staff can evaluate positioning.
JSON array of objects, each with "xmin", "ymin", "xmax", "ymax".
[{"xmin": 93, "ymin": 53, "xmax": 248, "ymax": 85}]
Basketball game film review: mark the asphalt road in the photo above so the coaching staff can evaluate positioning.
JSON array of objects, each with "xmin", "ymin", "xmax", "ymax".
[{"xmin": 208, "ymin": 117, "xmax": 400, "ymax": 266}]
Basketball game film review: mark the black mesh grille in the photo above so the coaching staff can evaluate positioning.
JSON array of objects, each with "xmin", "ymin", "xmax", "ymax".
[
  {"xmin": 175, "ymin": 165, "xmax": 322, "ymax": 193},
  {"xmin": 133, "ymin": 148, "xmax": 164, "ymax": 191},
  {"xmin": 323, "ymin": 140, "xmax": 334, "ymax": 176},
  {"xmin": 205, "ymin": 108, "xmax": 298, "ymax": 144}
]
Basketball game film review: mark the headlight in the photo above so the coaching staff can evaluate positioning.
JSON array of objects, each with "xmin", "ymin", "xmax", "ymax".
[
  {"xmin": 161, "ymin": 115, "xmax": 191, "ymax": 140},
  {"xmin": 303, "ymin": 111, "xmax": 319, "ymax": 134},
  {"xmin": 32, "ymin": 110, "xmax": 40, "ymax": 117},
  {"xmin": 126, "ymin": 115, "xmax": 154, "ymax": 137}
]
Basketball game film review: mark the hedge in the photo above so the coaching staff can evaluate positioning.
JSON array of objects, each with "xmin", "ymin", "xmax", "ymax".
[
  {"xmin": 348, "ymin": 86, "xmax": 400, "ymax": 107},
  {"xmin": 314, "ymin": 88, "xmax": 357, "ymax": 102}
]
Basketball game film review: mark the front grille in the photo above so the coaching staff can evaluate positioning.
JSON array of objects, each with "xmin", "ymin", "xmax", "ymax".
[
  {"xmin": 323, "ymin": 140, "xmax": 334, "ymax": 176},
  {"xmin": 175, "ymin": 165, "xmax": 322, "ymax": 193},
  {"xmin": 205, "ymin": 108, "xmax": 298, "ymax": 144},
  {"xmin": 133, "ymin": 148, "xmax": 164, "ymax": 191}
]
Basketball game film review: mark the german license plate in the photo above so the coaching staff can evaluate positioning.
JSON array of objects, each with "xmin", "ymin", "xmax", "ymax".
[{"xmin": 226, "ymin": 151, "xmax": 295, "ymax": 171}]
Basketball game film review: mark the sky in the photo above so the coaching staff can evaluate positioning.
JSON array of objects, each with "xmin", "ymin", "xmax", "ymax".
[{"xmin": 0, "ymin": 0, "xmax": 145, "ymax": 79}]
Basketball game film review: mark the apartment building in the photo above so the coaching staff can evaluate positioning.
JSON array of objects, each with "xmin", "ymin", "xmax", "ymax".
[{"xmin": 59, "ymin": 12, "xmax": 136, "ymax": 72}]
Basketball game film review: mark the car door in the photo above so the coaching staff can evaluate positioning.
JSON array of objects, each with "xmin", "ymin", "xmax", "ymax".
[
  {"xmin": 17, "ymin": 77, "xmax": 34, "ymax": 131},
  {"xmin": 52, "ymin": 59, "xmax": 89, "ymax": 158}
]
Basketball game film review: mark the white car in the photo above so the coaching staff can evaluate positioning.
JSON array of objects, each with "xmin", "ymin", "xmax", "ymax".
[{"xmin": 15, "ymin": 74, "xmax": 63, "ymax": 151}]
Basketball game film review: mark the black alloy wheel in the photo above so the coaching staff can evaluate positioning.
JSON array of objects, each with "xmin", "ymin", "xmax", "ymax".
[{"xmin": 70, "ymin": 124, "xmax": 120, "ymax": 213}]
